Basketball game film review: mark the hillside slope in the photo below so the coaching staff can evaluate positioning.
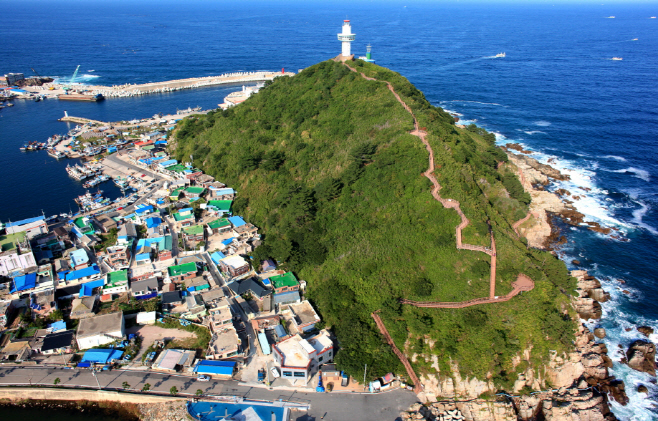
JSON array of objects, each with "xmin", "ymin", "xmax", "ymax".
[{"xmin": 171, "ymin": 60, "xmax": 576, "ymax": 389}]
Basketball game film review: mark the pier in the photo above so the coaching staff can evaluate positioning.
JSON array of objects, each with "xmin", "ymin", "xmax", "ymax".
[{"xmin": 24, "ymin": 70, "xmax": 295, "ymax": 99}]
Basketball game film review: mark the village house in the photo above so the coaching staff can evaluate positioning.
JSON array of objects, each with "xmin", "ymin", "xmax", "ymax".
[
  {"xmin": 206, "ymin": 326, "xmax": 241, "ymax": 360},
  {"xmin": 173, "ymin": 208, "xmax": 195, "ymax": 227},
  {"xmin": 168, "ymin": 261, "xmax": 197, "ymax": 283},
  {"xmin": 269, "ymin": 272, "xmax": 300, "ymax": 295},
  {"xmin": 117, "ymin": 222, "xmax": 137, "ymax": 246},
  {"xmin": 183, "ymin": 295, "xmax": 206, "ymax": 319},
  {"xmin": 207, "ymin": 303, "xmax": 233, "ymax": 332},
  {"xmin": 130, "ymin": 276, "xmax": 159, "ymax": 300},
  {"xmin": 76, "ymin": 312, "xmax": 125, "ymax": 350},
  {"xmin": 194, "ymin": 174, "xmax": 215, "ymax": 188},
  {"xmin": 104, "ymin": 244, "xmax": 131, "ymax": 269},
  {"xmin": 281, "ymin": 300, "xmax": 322, "ymax": 334},
  {"xmin": 182, "ymin": 224, "xmax": 205, "ymax": 243},
  {"xmin": 183, "ymin": 186, "xmax": 205, "ymax": 199},
  {"xmin": 103, "ymin": 270, "xmax": 129, "ymax": 297},
  {"xmin": 93, "ymin": 214, "xmax": 118, "ymax": 233},
  {"xmin": 41, "ymin": 330, "xmax": 75, "ymax": 355},
  {"xmin": 208, "ymin": 186, "xmax": 235, "ymax": 200},
  {"xmin": 219, "ymin": 254, "xmax": 250, "ymax": 278},
  {"xmin": 207, "ymin": 218, "xmax": 232, "ymax": 235},
  {"xmin": 70, "ymin": 295, "xmax": 96, "ymax": 319},
  {"xmin": 228, "ymin": 277, "xmax": 270, "ymax": 300},
  {"xmin": 161, "ymin": 291, "xmax": 184, "ymax": 313},
  {"xmin": 272, "ymin": 330, "xmax": 334, "ymax": 385}
]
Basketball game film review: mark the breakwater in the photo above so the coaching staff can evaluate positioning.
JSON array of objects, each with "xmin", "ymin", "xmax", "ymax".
[{"xmin": 87, "ymin": 71, "xmax": 293, "ymax": 98}]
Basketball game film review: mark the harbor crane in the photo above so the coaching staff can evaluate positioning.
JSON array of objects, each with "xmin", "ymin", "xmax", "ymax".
[{"xmin": 63, "ymin": 65, "xmax": 81, "ymax": 91}]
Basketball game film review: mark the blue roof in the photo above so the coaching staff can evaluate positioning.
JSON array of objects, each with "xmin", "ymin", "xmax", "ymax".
[
  {"xmin": 159, "ymin": 159, "xmax": 177, "ymax": 168},
  {"xmin": 213, "ymin": 188, "xmax": 235, "ymax": 195},
  {"xmin": 136, "ymin": 253, "xmax": 151, "ymax": 262},
  {"xmin": 67, "ymin": 265, "xmax": 101, "ymax": 282},
  {"xmin": 228, "ymin": 216, "xmax": 246, "ymax": 227},
  {"xmin": 5, "ymin": 215, "xmax": 45, "ymax": 228},
  {"xmin": 81, "ymin": 349, "xmax": 124, "ymax": 364},
  {"xmin": 261, "ymin": 278, "xmax": 271, "ymax": 286},
  {"xmin": 11, "ymin": 272, "xmax": 37, "ymax": 293},
  {"xmin": 273, "ymin": 290, "xmax": 301, "ymax": 305},
  {"xmin": 135, "ymin": 205, "xmax": 153, "ymax": 215},
  {"xmin": 156, "ymin": 199, "xmax": 165, "ymax": 205},
  {"xmin": 274, "ymin": 324, "xmax": 287, "ymax": 338},
  {"xmin": 49, "ymin": 320, "xmax": 67, "ymax": 332},
  {"xmin": 78, "ymin": 277, "xmax": 104, "ymax": 297},
  {"xmin": 146, "ymin": 217, "xmax": 162, "ymax": 228},
  {"xmin": 210, "ymin": 251, "xmax": 226, "ymax": 265},
  {"xmin": 194, "ymin": 360, "xmax": 236, "ymax": 375},
  {"xmin": 221, "ymin": 237, "xmax": 235, "ymax": 246},
  {"xmin": 69, "ymin": 249, "xmax": 89, "ymax": 267}
]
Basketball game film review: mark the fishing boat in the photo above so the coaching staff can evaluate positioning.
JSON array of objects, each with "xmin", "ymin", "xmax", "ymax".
[
  {"xmin": 494, "ymin": 52, "xmax": 506, "ymax": 58},
  {"xmin": 47, "ymin": 149, "xmax": 66, "ymax": 159},
  {"xmin": 612, "ymin": 57, "xmax": 623, "ymax": 61}
]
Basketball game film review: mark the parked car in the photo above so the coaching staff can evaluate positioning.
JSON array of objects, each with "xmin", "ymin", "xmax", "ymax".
[
  {"xmin": 270, "ymin": 367, "xmax": 280, "ymax": 378},
  {"xmin": 197, "ymin": 375, "xmax": 210, "ymax": 382}
]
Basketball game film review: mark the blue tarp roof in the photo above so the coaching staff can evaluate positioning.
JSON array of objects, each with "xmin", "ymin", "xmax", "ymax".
[
  {"xmin": 81, "ymin": 349, "xmax": 124, "ymax": 364},
  {"xmin": 212, "ymin": 187, "xmax": 235, "ymax": 195},
  {"xmin": 228, "ymin": 216, "xmax": 246, "ymax": 227},
  {"xmin": 159, "ymin": 159, "xmax": 177, "ymax": 168},
  {"xmin": 261, "ymin": 278, "xmax": 271, "ymax": 286},
  {"xmin": 210, "ymin": 251, "xmax": 226, "ymax": 265},
  {"xmin": 67, "ymin": 265, "xmax": 100, "ymax": 282},
  {"xmin": 221, "ymin": 237, "xmax": 235, "ymax": 246},
  {"xmin": 11, "ymin": 272, "xmax": 37, "ymax": 293},
  {"xmin": 136, "ymin": 253, "xmax": 151, "ymax": 261},
  {"xmin": 146, "ymin": 217, "xmax": 161, "ymax": 228},
  {"xmin": 5, "ymin": 215, "xmax": 45, "ymax": 228},
  {"xmin": 79, "ymin": 278, "xmax": 104, "ymax": 297}
]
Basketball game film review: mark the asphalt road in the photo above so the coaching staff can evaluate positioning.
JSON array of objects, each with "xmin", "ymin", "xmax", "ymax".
[{"xmin": 0, "ymin": 367, "xmax": 417, "ymax": 420}]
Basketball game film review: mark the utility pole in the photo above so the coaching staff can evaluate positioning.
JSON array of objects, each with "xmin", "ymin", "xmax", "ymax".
[
  {"xmin": 91, "ymin": 368, "xmax": 102, "ymax": 390},
  {"xmin": 363, "ymin": 364, "xmax": 367, "ymax": 391}
]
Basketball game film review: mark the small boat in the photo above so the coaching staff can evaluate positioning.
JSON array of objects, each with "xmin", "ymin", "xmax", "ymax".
[
  {"xmin": 651, "ymin": 16, "xmax": 656, "ymax": 19},
  {"xmin": 607, "ymin": 16, "xmax": 615, "ymax": 19},
  {"xmin": 494, "ymin": 52, "xmax": 506, "ymax": 58},
  {"xmin": 6, "ymin": 103, "xmax": 13, "ymax": 107},
  {"xmin": 632, "ymin": 38, "xmax": 638, "ymax": 41},
  {"xmin": 611, "ymin": 57, "xmax": 623, "ymax": 61}
]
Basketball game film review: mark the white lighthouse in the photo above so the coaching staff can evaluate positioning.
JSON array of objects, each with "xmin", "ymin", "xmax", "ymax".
[{"xmin": 337, "ymin": 20, "xmax": 355, "ymax": 60}]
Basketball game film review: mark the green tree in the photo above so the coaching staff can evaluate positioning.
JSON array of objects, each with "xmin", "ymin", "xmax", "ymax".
[
  {"xmin": 169, "ymin": 386, "xmax": 178, "ymax": 395},
  {"xmin": 195, "ymin": 389, "xmax": 203, "ymax": 397},
  {"xmin": 142, "ymin": 383, "xmax": 151, "ymax": 392},
  {"xmin": 122, "ymin": 381, "xmax": 130, "ymax": 390},
  {"xmin": 53, "ymin": 377, "xmax": 61, "ymax": 386}
]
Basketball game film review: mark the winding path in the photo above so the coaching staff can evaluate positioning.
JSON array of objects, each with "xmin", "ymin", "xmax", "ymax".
[{"xmin": 343, "ymin": 62, "xmax": 537, "ymax": 391}]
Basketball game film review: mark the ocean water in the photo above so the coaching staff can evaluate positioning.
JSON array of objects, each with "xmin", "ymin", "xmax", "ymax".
[{"xmin": 1, "ymin": 1, "xmax": 657, "ymax": 419}]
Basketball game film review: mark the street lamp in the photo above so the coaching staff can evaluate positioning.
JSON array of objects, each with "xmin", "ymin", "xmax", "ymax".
[{"xmin": 91, "ymin": 368, "xmax": 102, "ymax": 390}]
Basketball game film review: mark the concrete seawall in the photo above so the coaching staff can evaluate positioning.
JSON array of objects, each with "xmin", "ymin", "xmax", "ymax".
[{"xmin": 0, "ymin": 386, "xmax": 185, "ymax": 403}]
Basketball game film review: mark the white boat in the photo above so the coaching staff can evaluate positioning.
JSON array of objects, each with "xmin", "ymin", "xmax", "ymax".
[
  {"xmin": 494, "ymin": 52, "xmax": 506, "ymax": 58},
  {"xmin": 607, "ymin": 16, "xmax": 615, "ymax": 19},
  {"xmin": 611, "ymin": 57, "xmax": 623, "ymax": 61}
]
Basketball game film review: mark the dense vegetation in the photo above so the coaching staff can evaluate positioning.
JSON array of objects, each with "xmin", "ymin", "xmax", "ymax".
[{"xmin": 171, "ymin": 60, "xmax": 577, "ymax": 389}]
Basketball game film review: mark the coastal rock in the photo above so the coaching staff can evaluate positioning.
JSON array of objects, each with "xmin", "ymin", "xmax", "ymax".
[
  {"xmin": 573, "ymin": 297, "xmax": 603, "ymax": 320},
  {"xmin": 508, "ymin": 152, "xmax": 570, "ymax": 181},
  {"xmin": 637, "ymin": 326, "xmax": 654, "ymax": 337},
  {"xmin": 638, "ymin": 385, "xmax": 649, "ymax": 394},
  {"xmin": 588, "ymin": 288, "xmax": 611, "ymax": 303},
  {"xmin": 594, "ymin": 328, "xmax": 606, "ymax": 339},
  {"xmin": 626, "ymin": 340, "xmax": 656, "ymax": 376}
]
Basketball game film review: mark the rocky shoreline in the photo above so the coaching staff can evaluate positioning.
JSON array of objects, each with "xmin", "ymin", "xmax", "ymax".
[{"xmin": 401, "ymin": 150, "xmax": 651, "ymax": 421}]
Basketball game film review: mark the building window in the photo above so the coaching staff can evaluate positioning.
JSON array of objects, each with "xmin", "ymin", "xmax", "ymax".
[
  {"xmin": 294, "ymin": 372, "xmax": 305, "ymax": 378},
  {"xmin": 283, "ymin": 371, "xmax": 293, "ymax": 378},
  {"xmin": 318, "ymin": 356, "xmax": 323, "ymax": 362}
]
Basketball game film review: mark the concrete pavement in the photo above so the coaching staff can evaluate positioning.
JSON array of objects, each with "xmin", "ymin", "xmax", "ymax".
[{"xmin": 0, "ymin": 366, "xmax": 417, "ymax": 420}]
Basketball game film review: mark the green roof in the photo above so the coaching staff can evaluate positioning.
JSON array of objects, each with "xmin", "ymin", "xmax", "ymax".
[
  {"xmin": 142, "ymin": 145, "xmax": 155, "ymax": 151},
  {"xmin": 163, "ymin": 235, "xmax": 173, "ymax": 251},
  {"xmin": 183, "ymin": 225, "xmax": 204, "ymax": 235},
  {"xmin": 208, "ymin": 218, "xmax": 230, "ymax": 229},
  {"xmin": 174, "ymin": 212, "xmax": 194, "ymax": 222},
  {"xmin": 168, "ymin": 261, "xmax": 197, "ymax": 277},
  {"xmin": 185, "ymin": 186, "xmax": 205, "ymax": 194},
  {"xmin": 106, "ymin": 270, "xmax": 128, "ymax": 287},
  {"xmin": 270, "ymin": 272, "xmax": 299, "ymax": 289},
  {"xmin": 207, "ymin": 200, "xmax": 232, "ymax": 212},
  {"xmin": 169, "ymin": 187, "xmax": 184, "ymax": 198},
  {"xmin": 167, "ymin": 164, "xmax": 188, "ymax": 173},
  {"xmin": 0, "ymin": 231, "xmax": 26, "ymax": 252}
]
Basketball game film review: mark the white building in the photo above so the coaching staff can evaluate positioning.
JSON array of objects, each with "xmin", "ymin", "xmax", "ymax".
[
  {"xmin": 272, "ymin": 329, "xmax": 333, "ymax": 385},
  {"xmin": 76, "ymin": 311, "xmax": 125, "ymax": 350}
]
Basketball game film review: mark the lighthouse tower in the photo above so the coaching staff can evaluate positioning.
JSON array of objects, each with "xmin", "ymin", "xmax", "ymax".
[{"xmin": 337, "ymin": 20, "xmax": 355, "ymax": 60}]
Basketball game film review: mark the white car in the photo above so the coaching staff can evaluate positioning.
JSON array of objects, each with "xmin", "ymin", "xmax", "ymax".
[
  {"xmin": 270, "ymin": 367, "xmax": 280, "ymax": 378},
  {"xmin": 197, "ymin": 375, "xmax": 210, "ymax": 382}
]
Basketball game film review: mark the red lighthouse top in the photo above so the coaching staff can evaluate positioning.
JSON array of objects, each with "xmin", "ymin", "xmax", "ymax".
[{"xmin": 344, "ymin": 20, "xmax": 350, "ymax": 22}]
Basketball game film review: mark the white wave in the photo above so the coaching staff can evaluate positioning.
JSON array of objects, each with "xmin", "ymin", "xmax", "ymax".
[
  {"xmin": 602, "ymin": 155, "xmax": 627, "ymax": 162},
  {"xmin": 631, "ymin": 202, "xmax": 658, "ymax": 235},
  {"xmin": 443, "ymin": 100, "xmax": 507, "ymax": 107},
  {"xmin": 88, "ymin": 69, "xmax": 95, "ymax": 72},
  {"xmin": 611, "ymin": 167, "xmax": 651, "ymax": 182},
  {"xmin": 523, "ymin": 130, "xmax": 546, "ymax": 135},
  {"xmin": 77, "ymin": 74, "xmax": 101, "ymax": 81},
  {"xmin": 533, "ymin": 120, "xmax": 551, "ymax": 127}
]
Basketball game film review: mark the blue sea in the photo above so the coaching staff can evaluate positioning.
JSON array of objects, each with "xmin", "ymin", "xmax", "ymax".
[{"xmin": 1, "ymin": 1, "xmax": 657, "ymax": 419}]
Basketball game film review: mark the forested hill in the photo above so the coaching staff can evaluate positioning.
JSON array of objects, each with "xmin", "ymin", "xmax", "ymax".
[{"xmin": 171, "ymin": 60, "xmax": 576, "ymax": 388}]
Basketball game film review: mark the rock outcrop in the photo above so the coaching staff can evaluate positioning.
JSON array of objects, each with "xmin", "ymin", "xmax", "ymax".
[
  {"xmin": 626, "ymin": 340, "xmax": 656, "ymax": 376},
  {"xmin": 637, "ymin": 326, "xmax": 654, "ymax": 338}
]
